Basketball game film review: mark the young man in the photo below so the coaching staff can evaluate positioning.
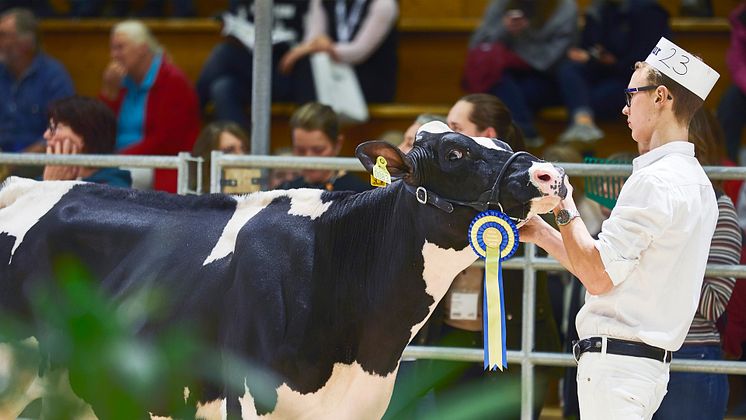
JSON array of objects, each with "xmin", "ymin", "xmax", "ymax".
[{"xmin": 518, "ymin": 37, "xmax": 720, "ymax": 418}]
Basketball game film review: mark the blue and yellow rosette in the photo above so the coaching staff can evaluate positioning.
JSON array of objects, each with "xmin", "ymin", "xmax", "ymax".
[{"xmin": 468, "ymin": 210, "xmax": 519, "ymax": 371}]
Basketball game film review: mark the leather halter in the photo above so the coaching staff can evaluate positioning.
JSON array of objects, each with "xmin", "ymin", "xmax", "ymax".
[{"xmin": 404, "ymin": 151, "xmax": 530, "ymax": 217}]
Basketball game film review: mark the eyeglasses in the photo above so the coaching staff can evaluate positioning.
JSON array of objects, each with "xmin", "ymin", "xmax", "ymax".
[
  {"xmin": 47, "ymin": 120, "xmax": 58, "ymax": 135},
  {"xmin": 624, "ymin": 85, "xmax": 658, "ymax": 107}
]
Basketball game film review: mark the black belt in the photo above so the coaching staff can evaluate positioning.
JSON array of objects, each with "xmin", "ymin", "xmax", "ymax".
[{"xmin": 572, "ymin": 337, "xmax": 672, "ymax": 363}]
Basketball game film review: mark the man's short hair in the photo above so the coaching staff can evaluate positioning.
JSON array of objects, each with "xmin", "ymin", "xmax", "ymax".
[
  {"xmin": 636, "ymin": 61, "xmax": 704, "ymax": 126},
  {"xmin": 2, "ymin": 8, "xmax": 38, "ymax": 51},
  {"xmin": 112, "ymin": 20, "xmax": 162, "ymax": 53},
  {"xmin": 289, "ymin": 102, "xmax": 340, "ymax": 144}
]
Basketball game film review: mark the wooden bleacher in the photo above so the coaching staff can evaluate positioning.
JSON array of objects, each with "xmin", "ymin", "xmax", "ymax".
[{"xmin": 38, "ymin": 0, "xmax": 739, "ymax": 158}]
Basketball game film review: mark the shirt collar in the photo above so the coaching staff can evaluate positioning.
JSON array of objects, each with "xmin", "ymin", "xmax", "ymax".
[
  {"xmin": 633, "ymin": 141, "xmax": 694, "ymax": 172},
  {"xmin": 123, "ymin": 52, "xmax": 162, "ymax": 91}
]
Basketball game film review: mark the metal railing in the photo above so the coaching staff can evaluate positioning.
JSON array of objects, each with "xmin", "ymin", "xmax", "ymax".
[
  {"xmin": 0, "ymin": 152, "xmax": 201, "ymax": 195},
  {"xmin": 209, "ymin": 152, "xmax": 746, "ymax": 419}
]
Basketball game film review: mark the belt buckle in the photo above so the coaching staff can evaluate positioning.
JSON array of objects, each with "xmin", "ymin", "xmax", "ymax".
[{"xmin": 572, "ymin": 340, "xmax": 581, "ymax": 362}]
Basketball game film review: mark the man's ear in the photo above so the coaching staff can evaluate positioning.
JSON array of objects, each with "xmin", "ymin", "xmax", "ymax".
[
  {"xmin": 484, "ymin": 126, "xmax": 498, "ymax": 139},
  {"xmin": 333, "ymin": 134, "xmax": 344, "ymax": 156}
]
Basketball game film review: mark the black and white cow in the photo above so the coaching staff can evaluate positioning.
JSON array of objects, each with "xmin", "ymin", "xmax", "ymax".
[{"xmin": 0, "ymin": 122, "xmax": 565, "ymax": 418}]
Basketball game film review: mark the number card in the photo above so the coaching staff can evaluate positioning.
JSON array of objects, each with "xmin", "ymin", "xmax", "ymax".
[{"xmin": 644, "ymin": 37, "xmax": 719, "ymax": 100}]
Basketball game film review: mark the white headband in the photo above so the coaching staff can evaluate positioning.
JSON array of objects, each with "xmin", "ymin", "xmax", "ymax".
[{"xmin": 644, "ymin": 37, "xmax": 719, "ymax": 100}]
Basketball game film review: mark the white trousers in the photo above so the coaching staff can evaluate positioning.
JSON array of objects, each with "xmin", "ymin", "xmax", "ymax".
[{"xmin": 577, "ymin": 351, "xmax": 669, "ymax": 419}]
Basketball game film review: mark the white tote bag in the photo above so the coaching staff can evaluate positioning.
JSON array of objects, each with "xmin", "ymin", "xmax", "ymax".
[{"xmin": 310, "ymin": 52, "xmax": 369, "ymax": 123}]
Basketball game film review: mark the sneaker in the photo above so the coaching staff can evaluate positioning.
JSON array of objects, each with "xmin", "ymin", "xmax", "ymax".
[
  {"xmin": 559, "ymin": 123, "xmax": 604, "ymax": 144},
  {"xmin": 525, "ymin": 136, "xmax": 545, "ymax": 148}
]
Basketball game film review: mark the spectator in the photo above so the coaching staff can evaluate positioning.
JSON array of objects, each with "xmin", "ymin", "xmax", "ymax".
[
  {"xmin": 398, "ymin": 113, "xmax": 446, "ymax": 154},
  {"xmin": 651, "ymin": 108, "xmax": 741, "ymax": 420},
  {"xmin": 277, "ymin": 102, "xmax": 369, "ymax": 192},
  {"xmin": 465, "ymin": 0, "xmax": 602, "ymax": 147},
  {"xmin": 267, "ymin": 147, "xmax": 299, "ymax": 190},
  {"xmin": 0, "ymin": 8, "xmax": 74, "ymax": 153},
  {"xmin": 99, "ymin": 20, "xmax": 200, "ymax": 193},
  {"xmin": 43, "ymin": 95, "xmax": 131, "ymax": 188},
  {"xmin": 196, "ymin": 0, "xmax": 312, "ymax": 130},
  {"xmin": 446, "ymin": 93, "xmax": 525, "ymax": 150},
  {"xmin": 411, "ymin": 93, "xmax": 560, "ymax": 420},
  {"xmin": 191, "ymin": 120, "xmax": 249, "ymax": 194},
  {"xmin": 565, "ymin": 0, "xmax": 671, "ymax": 120},
  {"xmin": 717, "ymin": 1, "xmax": 746, "ymax": 165},
  {"xmin": 279, "ymin": 0, "xmax": 399, "ymax": 104}
]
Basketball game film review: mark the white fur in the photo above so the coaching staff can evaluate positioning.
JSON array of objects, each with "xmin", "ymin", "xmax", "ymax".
[
  {"xmin": 0, "ymin": 177, "xmax": 80, "ymax": 264},
  {"xmin": 203, "ymin": 189, "xmax": 332, "ymax": 265},
  {"xmin": 410, "ymin": 242, "xmax": 477, "ymax": 341},
  {"xmin": 240, "ymin": 362, "xmax": 397, "ymax": 419}
]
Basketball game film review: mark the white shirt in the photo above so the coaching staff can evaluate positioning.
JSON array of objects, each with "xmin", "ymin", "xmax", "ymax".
[{"xmin": 578, "ymin": 141, "xmax": 718, "ymax": 351}]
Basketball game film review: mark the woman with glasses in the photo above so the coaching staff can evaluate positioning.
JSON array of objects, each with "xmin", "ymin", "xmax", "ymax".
[
  {"xmin": 43, "ymin": 95, "xmax": 131, "ymax": 188},
  {"xmin": 518, "ymin": 38, "xmax": 720, "ymax": 419}
]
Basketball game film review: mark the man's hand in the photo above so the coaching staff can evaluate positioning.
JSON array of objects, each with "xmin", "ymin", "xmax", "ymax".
[
  {"xmin": 101, "ymin": 61, "xmax": 126, "ymax": 100},
  {"xmin": 518, "ymin": 215, "xmax": 553, "ymax": 244}
]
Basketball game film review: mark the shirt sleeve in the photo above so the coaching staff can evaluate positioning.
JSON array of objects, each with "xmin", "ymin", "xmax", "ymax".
[
  {"xmin": 469, "ymin": 0, "xmax": 508, "ymax": 47},
  {"xmin": 334, "ymin": 0, "xmax": 398, "ymax": 64},
  {"xmin": 594, "ymin": 176, "xmax": 674, "ymax": 286}
]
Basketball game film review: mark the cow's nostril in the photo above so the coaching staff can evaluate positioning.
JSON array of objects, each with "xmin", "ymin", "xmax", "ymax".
[{"xmin": 538, "ymin": 174, "xmax": 551, "ymax": 182}]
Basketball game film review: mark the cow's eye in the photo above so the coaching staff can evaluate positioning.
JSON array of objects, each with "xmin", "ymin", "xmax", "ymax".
[{"xmin": 447, "ymin": 149, "xmax": 464, "ymax": 161}]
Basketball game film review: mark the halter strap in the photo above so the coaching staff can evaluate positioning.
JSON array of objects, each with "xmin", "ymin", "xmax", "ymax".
[{"xmin": 404, "ymin": 151, "xmax": 530, "ymax": 216}]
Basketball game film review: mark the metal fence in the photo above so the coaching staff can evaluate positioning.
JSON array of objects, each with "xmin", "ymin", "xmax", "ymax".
[
  {"xmin": 210, "ymin": 152, "xmax": 746, "ymax": 420},
  {"xmin": 0, "ymin": 152, "xmax": 202, "ymax": 195}
]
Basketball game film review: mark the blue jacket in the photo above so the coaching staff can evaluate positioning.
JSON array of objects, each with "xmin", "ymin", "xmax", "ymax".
[{"xmin": 0, "ymin": 53, "xmax": 75, "ymax": 152}]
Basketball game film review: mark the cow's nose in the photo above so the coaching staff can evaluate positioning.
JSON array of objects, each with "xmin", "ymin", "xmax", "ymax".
[{"xmin": 529, "ymin": 163, "xmax": 563, "ymax": 196}]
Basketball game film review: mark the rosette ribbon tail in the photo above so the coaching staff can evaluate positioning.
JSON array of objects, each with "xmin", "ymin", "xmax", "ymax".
[{"xmin": 484, "ymin": 245, "xmax": 507, "ymax": 371}]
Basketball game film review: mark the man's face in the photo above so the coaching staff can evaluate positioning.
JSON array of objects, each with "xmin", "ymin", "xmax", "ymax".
[
  {"xmin": 0, "ymin": 16, "xmax": 22, "ymax": 65},
  {"xmin": 447, "ymin": 100, "xmax": 487, "ymax": 137},
  {"xmin": 623, "ymin": 68, "xmax": 657, "ymax": 147},
  {"xmin": 292, "ymin": 128, "xmax": 340, "ymax": 184},
  {"xmin": 110, "ymin": 32, "xmax": 146, "ymax": 73}
]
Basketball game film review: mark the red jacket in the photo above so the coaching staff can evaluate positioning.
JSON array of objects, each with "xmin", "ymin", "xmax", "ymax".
[{"xmin": 101, "ymin": 57, "xmax": 200, "ymax": 193}]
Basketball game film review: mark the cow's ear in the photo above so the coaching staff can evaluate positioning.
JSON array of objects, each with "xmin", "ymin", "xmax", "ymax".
[{"xmin": 355, "ymin": 141, "xmax": 412, "ymax": 179}]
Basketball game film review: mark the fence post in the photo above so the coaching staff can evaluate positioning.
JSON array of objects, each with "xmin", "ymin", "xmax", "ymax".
[{"xmin": 210, "ymin": 151, "xmax": 224, "ymax": 194}]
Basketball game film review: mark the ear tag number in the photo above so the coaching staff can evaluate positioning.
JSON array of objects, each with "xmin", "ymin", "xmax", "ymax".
[{"xmin": 371, "ymin": 156, "xmax": 391, "ymax": 187}]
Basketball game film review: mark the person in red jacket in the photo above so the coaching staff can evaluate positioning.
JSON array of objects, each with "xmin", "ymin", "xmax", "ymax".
[{"xmin": 99, "ymin": 19, "xmax": 200, "ymax": 193}]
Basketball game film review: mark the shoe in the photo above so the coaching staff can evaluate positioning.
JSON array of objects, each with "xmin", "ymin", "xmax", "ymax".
[
  {"xmin": 559, "ymin": 123, "xmax": 603, "ymax": 144},
  {"xmin": 525, "ymin": 136, "xmax": 545, "ymax": 148}
]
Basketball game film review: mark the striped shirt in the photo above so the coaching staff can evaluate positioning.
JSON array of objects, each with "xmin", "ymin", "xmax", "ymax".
[{"xmin": 684, "ymin": 192, "xmax": 742, "ymax": 345}]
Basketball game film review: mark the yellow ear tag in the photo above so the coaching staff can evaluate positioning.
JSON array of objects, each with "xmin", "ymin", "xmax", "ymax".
[{"xmin": 371, "ymin": 156, "xmax": 391, "ymax": 188}]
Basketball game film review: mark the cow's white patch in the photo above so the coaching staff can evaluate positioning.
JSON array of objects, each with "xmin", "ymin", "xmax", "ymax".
[
  {"xmin": 203, "ymin": 189, "xmax": 332, "ymax": 265},
  {"xmin": 240, "ymin": 362, "xmax": 396, "ymax": 419},
  {"xmin": 0, "ymin": 177, "xmax": 80, "ymax": 264},
  {"xmin": 472, "ymin": 136, "xmax": 509, "ymax": 151},
  {"xmin": 410, "ymin": 242, "xmax": 477, "ymax": 341},
  {"xmin": 417, "ymin": 120, "xmax": 450, "ymax": 135},
  {"xmin": 195, "ymin": 397, "xmax": 227, "ymax": 419}
]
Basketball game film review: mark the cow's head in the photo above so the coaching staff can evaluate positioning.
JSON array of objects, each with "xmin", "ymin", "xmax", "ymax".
[{"xmin": 356, "ymin": 121, "xmax": 566, "ymax": 225}]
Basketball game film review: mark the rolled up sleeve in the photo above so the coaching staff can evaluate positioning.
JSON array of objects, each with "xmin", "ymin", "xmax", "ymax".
[{"xmin": 594, "ymin": 177, "xmax": 673, "ymax": 286}]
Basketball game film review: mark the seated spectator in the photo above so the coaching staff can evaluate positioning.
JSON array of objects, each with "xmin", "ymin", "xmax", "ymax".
[
  {"xmin": 565, "ymin": 0, "xmax": 671, "ymax": 120},
  {"xmin": 465, "ymin": 0, "xmax": 602, "ymax": 147},
  {"xmin": 0, "ymin": 8, "xmax": 74, "ymax": 153},
  {"xmin": 267, "ymin": 147, "xmax": 300, "ymax": 190},
  {"xmin": 398, "ymin": 113, "xmax": 447, "ymax": 154},
  {"xmin": 446, "ymin": 93, "xmax": 525, "ymax": 150},
  {"xmin": 718, "ymin": 1, "xmax": 746, "ymax": 165},
  {"xmin": 191, "ymin": 120, "xmax": 249, "ymax": 193},
  {"xmin": 279, "ymin": 0, "xmax": 399, "ymax": 104},
  {"xmin": 409, "ymin": 93, "xmax": 560, "ymax": 419},
  {"xmin": 43, "ymin": 95, "xmax": 131, "ymax": 188},
  {"xmin": 277, "ymin": 102, "xmax": 369, "ymax": 192},
  {"xmin": 196, "ymin": 0, "xmax": 312, "ymax": 130},
  {"xmin": 99, "ymin": 19, "xmax": 200, "ymax": 193}
]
